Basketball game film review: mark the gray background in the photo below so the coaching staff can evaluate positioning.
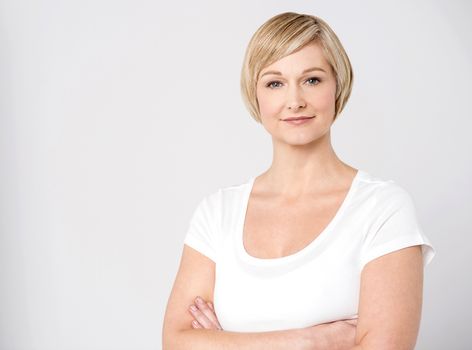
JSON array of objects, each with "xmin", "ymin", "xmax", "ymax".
[{"xmin": 1, "ymin": 0, "xmax": 470, "ymax": 349}]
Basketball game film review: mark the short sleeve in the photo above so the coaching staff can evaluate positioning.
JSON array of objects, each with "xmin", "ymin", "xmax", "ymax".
[
  {"xmin": 183, "ymin": 191, "xmax": 220, "ymax": 263},
  {"xmin": 360, "ymin": 184, "xmax": 435, "ymax": 270}
]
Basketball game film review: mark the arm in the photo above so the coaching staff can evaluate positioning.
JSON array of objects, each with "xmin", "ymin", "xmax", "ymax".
[
  {"xmin": 351, "ymin": 245, "xmax": 424, "ymax": 350},
  {"xmin": 162, "ymin": 244, "xmax": 315, "ymax": 350},
  {"xmin": 172, "ymin": 328, "xmax": 314, "ymax": 350},
  {"xmin": 188, "ymin": 295, "xmax": 358, "ymax": 350}
]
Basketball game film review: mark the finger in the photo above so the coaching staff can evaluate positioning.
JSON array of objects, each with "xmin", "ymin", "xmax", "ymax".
[
  {"xmin": 194, "ymin": 297, "xmax": 222, "ymax": 329},
  {"xmin": 191, "ymin": 320, "xmax": 202, "ymax": 329},
  {"xmin": 188, "ymin": 304, "xmax": 213, "ymax": 329},
  {"xmin": 206, "ymin": 302, "xmax": 223, "ymax": 330}
]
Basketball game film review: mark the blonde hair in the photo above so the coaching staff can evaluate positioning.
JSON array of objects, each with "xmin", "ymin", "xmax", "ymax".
[{"xmin": 240, "ymin": 12, "xmax": 353, "ymax": 123}]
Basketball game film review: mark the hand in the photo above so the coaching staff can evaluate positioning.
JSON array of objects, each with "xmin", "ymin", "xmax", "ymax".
[
  {"xmin": 303, "ymin": 318, "xmax": 358, "ymax": 350},
  {"xmin": 188, "ymin": 296, "xmax": 223, "ymax": 331}
]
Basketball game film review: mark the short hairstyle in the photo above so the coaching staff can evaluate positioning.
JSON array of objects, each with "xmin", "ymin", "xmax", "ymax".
[{"xmin": 240, "ymin": 12, "xmax": 353, "ymax": 123}]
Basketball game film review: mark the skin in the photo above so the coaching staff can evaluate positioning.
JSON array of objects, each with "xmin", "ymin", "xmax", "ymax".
[
  {"xmin": 254, "ymin": 40, "xmax": 357, "ymax": 195},
  {"xmin": 188, "ymin": 296, "xmax": 358, "ymax": 345},
  {"xmin": 163, "ymin": 40, "xmax": 424, "ymax": 350}
]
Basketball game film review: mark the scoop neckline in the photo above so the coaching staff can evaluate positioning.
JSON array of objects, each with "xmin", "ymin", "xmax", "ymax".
[{"xmin": 237, "ymin": 169, "xmax": 365, "ymax": 266}]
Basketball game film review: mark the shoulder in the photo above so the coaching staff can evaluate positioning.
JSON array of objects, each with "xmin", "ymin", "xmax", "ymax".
[
  {"xmin": 218, "ymin": 176, "xmax": 253, "ymax": 194},
  {"xmin": 194, "ymin": 176, "xmax": 252, "ymax": 211},
  {"xmin": 357, "ymin": 170, "xmax": 416, "ymax": 208}
]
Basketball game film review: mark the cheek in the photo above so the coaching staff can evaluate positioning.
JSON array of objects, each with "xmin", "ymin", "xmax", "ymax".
[
  {"xmin": 312, "ymin": 84, "xmax": 337, "ymax": 113},
  {"xmin": 256, "ymin": 89, "xmax": 280, "ymax": 118}
]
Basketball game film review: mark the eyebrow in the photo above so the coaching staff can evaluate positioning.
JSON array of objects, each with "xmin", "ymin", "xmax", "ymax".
[{"xmin": 259, "ymin": 66, "xmax": 327, "ymax": 79}]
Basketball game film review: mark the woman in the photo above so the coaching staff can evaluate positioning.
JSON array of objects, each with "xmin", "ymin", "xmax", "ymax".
[{"xmin": 163, "ymin": 12, "xmax": 435, "ymax": 350}]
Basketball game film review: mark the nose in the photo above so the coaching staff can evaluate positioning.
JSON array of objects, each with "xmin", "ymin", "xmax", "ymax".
[{"xmin": 286, "ymin": 85, "xmax": 306, "ymax": 110}]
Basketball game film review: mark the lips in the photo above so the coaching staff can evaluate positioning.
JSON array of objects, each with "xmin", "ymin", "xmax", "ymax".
[{"xmin": 282, "ymin": 116, "xmax": 315, "ymax": 121}]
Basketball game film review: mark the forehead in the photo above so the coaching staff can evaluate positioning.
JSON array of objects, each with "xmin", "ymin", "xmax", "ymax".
[{"xmin": 259, "ymin": 42, "xmax": 331, "ymax": 77}]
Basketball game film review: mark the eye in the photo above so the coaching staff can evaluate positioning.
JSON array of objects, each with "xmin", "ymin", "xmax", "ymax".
[
  {"xmin": 265, "ymin": 77, "xmax": 321, "ymax": 89},
  {"xmin": 265, "ymin": 80, "xmax": 283, "ymax": 89},
  {"xmin": 306, "ymin": 77, "xmax": 321, "ymax": 85}
]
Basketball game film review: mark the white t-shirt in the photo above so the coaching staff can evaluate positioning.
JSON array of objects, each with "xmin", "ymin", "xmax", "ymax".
[{"xmin": 183, "ymin": 169, "xmax": 435, "ymax": 332}]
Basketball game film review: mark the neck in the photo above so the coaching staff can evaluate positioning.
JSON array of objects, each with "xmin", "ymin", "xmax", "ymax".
[{"xmin": 262, "ymin": 131, "xmax": 355, "ymax": 196}]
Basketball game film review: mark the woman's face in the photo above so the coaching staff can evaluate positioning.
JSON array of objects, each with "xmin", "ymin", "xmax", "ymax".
[{"xmin": 256, "ymin": 41, "xmax": 337, "ymax": 146}]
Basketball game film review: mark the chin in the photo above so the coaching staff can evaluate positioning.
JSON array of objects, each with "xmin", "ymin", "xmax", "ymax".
[
  {"xmin": 280, "ymin": 129, "xmax": 330, "ymax": 146},
  {"xmin": 281, "ymin": 135, "xmax": 319, "ymax": 146}
]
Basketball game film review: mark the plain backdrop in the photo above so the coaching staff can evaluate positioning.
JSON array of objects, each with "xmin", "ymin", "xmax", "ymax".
[{"xmin": 1, "ymin": 0, "xmax": 471, "ymax": 349}]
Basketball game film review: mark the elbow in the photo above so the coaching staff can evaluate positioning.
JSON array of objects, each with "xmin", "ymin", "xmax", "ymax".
[
  {"xmin": 353, "ymin": 332, "xmax": 415, "ymax": 350},
  {"xmin": 163, "ymin": 320, "xmax": 200, "ymax": 350},
  {"xmin": 353, "ymin": 340, "xmax": 415, "ymax": 350},
  {"xmin": 161, "ymin": 327, "xmax": 174, "ymax": 350},
  {"xmin": 162, "ymin": 329, "xmax": 185, "ymax": 350},
  {"xmin": 353, "ymin": 345, "xmax": 413, "ymax": 350},
  {"xmin": 162, "ymin": 331, "xmax": 173, "ymax": 350},
  {"xmin": 162, "ymin": 322, "xmax": 186, "ymax": 350},
  {"xmin": 163, "ymin": 328, "xmax": 200, "ymax": 350}
]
